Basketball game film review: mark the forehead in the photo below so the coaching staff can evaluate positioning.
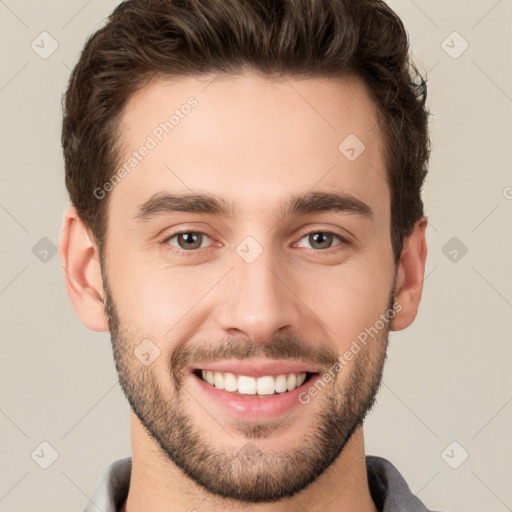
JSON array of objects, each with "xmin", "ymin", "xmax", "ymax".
[{"xmin": 110, "ymin": 71, "xmax": 388, "ymax": 224}]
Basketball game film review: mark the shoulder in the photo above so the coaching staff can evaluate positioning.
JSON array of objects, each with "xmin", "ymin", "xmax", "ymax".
[
  {"xmin": 82, "ymin": 456, "xmax": 132, "ymax": 512},
  {"xmin": 366, "ymin": 455, "xmax": 444, "ymax": 512}
]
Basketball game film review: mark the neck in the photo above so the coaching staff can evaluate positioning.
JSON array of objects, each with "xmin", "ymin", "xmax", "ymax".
[{"xmin": 121, "ymin": 414, "xmax": 377, "ymax": 512}]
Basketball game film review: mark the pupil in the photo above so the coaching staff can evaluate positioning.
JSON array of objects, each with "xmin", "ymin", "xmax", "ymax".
[
  {"xmin": 310, "ymin": 232, "xmax": 332, "ymax": 249},
  {"xmin": 179, "ymin": 232, "xmax": 201, "ymax": 249}
]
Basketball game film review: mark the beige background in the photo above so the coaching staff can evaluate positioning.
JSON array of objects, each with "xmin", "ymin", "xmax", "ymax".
[{"xmin": 0, "ymin": 1, "xmax": 511, "ymax": 511}]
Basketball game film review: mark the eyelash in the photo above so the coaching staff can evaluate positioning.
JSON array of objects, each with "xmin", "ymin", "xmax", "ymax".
[{"xmin": 161, "ymin": 229, "xmax": 350, "ymax": 256}]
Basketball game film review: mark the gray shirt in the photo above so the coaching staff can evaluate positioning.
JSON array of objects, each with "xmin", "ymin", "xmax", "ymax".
[{"xmin": 82, "ymin": 455, "xmax": 439, "ymax": 512}]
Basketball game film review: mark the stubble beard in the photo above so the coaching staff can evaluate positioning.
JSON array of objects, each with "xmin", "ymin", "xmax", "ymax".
[{"xmin": 101, "ymin": 261, "xmax": 391, "ymax": 503}]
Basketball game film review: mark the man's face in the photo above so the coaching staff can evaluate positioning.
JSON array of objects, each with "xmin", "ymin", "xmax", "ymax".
[{"xmin": 101, "ymin": 72, "xmax": 397, "ymax": 502}]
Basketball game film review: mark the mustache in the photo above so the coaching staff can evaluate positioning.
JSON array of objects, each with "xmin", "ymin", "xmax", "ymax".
[{"xmin": 171, "ymin": 335, "xmax": 339, "ymax": 382}]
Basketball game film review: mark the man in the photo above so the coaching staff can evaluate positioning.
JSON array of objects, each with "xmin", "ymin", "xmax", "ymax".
[{"xmin": 58, "ymin": 0, "xmax": 437, "ymax": 510}]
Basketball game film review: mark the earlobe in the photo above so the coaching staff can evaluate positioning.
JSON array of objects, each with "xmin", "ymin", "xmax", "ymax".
[
  {"xmin": 389, "ymin": 217, "xmax": 428, "ymax": 332},
  {"xmin": 58, "ymin": 206, "xmax": 109, "ymax": 332}
]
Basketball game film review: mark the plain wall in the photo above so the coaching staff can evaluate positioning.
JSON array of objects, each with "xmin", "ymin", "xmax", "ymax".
[{"xmin": 0, "ymin": 1, "xmax": 511, "ymax": 511}]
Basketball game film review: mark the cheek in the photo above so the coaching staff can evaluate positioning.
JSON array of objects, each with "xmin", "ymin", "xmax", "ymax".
[
  {"xmin": 107, "ymin": 235, "xmax": 395, "ymax": 346},
  {"xmin": 297, "ymin": 258, "xmax": 393, "ymax": 348},
  {"xmin": 109, "ymin": 259, "xmax": 212, "ymax": 338}
]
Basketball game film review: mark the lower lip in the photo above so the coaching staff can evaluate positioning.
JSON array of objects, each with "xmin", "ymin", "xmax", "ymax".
[{"xmin": 189, "ymin": 372, "xmax": 321, "ymax": 420}]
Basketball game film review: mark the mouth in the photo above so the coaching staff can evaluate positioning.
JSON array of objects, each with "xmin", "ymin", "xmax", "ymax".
[
  {"xmin": 192, "ymin": 368, "xmax": 318, "ymax": 397},
  {"xmin": 187, "ymin": 361, "xmax": 323, "ymax": 419}
]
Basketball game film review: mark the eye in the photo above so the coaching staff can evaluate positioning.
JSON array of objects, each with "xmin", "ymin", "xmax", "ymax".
[
  {"xmin": 295, "ymin": 230, "xmax": 348, "ymax": 250},
  {"xmin": 163, "ymin": 230, "xmax": 212, "ymax": 251},
  {"xmin": 161, "ymin": 228, "xmax": 349, "ymax": 256}
]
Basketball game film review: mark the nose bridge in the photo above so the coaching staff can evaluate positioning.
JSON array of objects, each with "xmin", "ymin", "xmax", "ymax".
[{"xmin": 216, "ymin": 237, "xmax": 300, "ymax": 343}]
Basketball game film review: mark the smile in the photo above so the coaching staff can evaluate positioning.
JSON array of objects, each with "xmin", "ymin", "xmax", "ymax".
[
  {"xmin": 188, "ymin": 359, "xmax": 323, "ymax": 418},
  {"xmin": 196, "ymin": 370, "xmax": 312, "ymax": 396}
]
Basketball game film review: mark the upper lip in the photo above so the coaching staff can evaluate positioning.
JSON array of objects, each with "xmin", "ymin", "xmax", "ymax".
[{"xmin": 188, "ymin": 358, "xmax": 322, "ymax": 378}]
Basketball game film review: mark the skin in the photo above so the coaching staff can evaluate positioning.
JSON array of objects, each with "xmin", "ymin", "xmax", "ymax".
[{"xmin": 59, "ymin": 71, "xmax": 427, "ymax": 512}]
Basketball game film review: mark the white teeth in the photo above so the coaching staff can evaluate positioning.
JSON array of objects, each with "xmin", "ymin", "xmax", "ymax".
[
  {"xmin": 296, "ymin": 373, "xmax": 306, "ymax": 387},
  {"xmin": 199, "ymin": 370, "xmax": 309, "ymax": 396},
  {"xmin": 214, "ymin": 371, "xmax": 224, "ymax": 390},
  {"xmin": 286, "ymin": 373, "xmax": 296, "ymax": 391},
  {"xmin": 238, "ymin": 375, "xmax": 257, "ymax": 395},
  {"xmin": 275, "ymin": 374, "xmax": 288, "ymax": 393},
  {"xmin": 224, "ymin": 372, "xmax": 238, "ymax": 392},
  {"xmin": 257, "ymin": 376, "xmax": 275, "ymax": 395}
]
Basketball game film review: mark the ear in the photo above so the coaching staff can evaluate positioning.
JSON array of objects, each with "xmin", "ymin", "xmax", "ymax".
[
  {"xmin": 58, "ymin": 206, "xmax": 109, "ymax": 332},
  {"xmin": 389, "ymin": 217, "xmax": 428, "ymax": 332}
]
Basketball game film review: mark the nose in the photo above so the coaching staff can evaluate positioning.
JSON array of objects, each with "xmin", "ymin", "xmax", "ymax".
[{"xmin": 216, "ymin": 244, "xmax": 302, "ymax": 345}]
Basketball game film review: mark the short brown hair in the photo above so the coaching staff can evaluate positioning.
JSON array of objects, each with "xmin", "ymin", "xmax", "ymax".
[{"xmin": 62, "ymin": 0, "xmax": 430, "ymax": 263}]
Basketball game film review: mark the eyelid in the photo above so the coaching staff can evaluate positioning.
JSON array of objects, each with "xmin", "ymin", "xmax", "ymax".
[
  {"xmin": 161, "ymin": 229, "xmax": 217, "ymax": 255},
  {"xmin": 161, "ymin": 226, "xmax": 351, "ymax": 256},
  {"xmin": 293, "ymin": 228, "xmax": 351, "ymax": 249}
]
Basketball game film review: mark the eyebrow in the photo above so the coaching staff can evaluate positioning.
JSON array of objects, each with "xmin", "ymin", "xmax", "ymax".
[{"xmin": 133, "ymin": 190, "xmax": 374, "ymax": 222}]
